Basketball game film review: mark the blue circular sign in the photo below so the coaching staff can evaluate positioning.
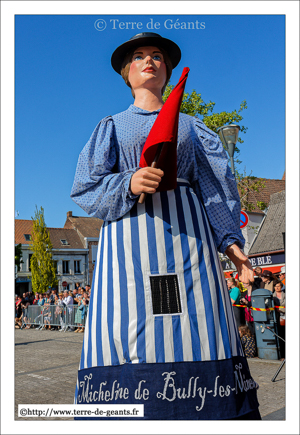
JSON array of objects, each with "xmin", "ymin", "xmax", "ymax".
[{"xmin": 240, "ymin": 211, "xmax": 249, "ymax": 228}]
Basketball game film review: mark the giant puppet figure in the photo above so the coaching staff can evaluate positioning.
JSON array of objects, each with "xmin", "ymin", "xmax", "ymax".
[{"xmin": 71, "ymin": 33, "xmax": 260, "ymax": 420}]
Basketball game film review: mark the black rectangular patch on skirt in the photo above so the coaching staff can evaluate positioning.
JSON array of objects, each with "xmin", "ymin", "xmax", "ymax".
[{"xmin": 150, "ymin": 274, "xmax": 182, "ymax": 315}]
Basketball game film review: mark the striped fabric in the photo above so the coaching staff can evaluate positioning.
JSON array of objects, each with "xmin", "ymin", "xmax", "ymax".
[{"xmin": 78, "ymin": 181, "xmax": 243, "ymax": 372}]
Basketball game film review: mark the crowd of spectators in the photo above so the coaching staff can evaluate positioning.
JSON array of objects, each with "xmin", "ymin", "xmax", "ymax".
[
  {"xmin": 15, "ymin": 284, "xmax": 91, "ymax": 333},
  {"xmin": 226, "ymin": 266, "xmax": 286, "ymax": 359},
  {"xmin": 15, "ymin": 268, "xmax": 286, "ymax": 360}
]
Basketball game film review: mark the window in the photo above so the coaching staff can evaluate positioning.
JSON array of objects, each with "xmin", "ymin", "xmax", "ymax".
[
  {"xmin": 60, "ymin": 239, "xmax": 69, "ymax": 246},
  {"xmin": 24, "ymin": 234, "xmax": 31, "ymax": 241},
  {"xmin": 63, "ymin": 261, "xmax": 69, "ymax": 274},
  {"xmin": 74, "ymin": 260, "xmax": 81, "ymax": 274}
]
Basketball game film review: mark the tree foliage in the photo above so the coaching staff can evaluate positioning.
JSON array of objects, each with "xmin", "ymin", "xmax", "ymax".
[
  {"xmin": 15, "ymin": 243, "xmax": 23, "ymax": 271},
  {"xmin": 30, "ymin": 206, "xmax": 58, "ymax": 293},
  {"xmin": 163, "ymin": 83, "xmax": 266, "ymax": 212},
  {"xmin": 236, "ymin": 170, "xmax": 267, "ymax": 212}
]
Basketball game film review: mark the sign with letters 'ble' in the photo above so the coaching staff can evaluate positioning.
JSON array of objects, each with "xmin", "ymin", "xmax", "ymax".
[{"xmin": 240, "ymin": 211, "xmax": 249, "ymax": 229}]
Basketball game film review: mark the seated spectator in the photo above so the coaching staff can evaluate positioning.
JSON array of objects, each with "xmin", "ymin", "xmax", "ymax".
[
  {"xmin": 273, "ymin": 281, "xmax": 285, "ymax": 359},
  {"xmin": 238, "ymin": 325, "xmax": 256, "ymax": 358},
  {"xmin": 260, "ymin": 270, "xmax": 277, "ymax": 293},
  {"xmin": 227, "ymin": 278, "xmax": 244, "ymax": 327}
]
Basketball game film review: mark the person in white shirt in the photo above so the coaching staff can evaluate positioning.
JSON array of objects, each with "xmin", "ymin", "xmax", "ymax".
[{"xmin": 62, "ymin": 290, "xmax": 74, "ymax": 331}]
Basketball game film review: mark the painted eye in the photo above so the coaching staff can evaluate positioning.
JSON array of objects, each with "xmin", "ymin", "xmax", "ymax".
[
  {"xmin": 153, "ymin": 55, "xmax": 162, "ymax": 61},
  {"xmin": 133, "ymin": 55, "xmax": 142, "ymax": 61}
]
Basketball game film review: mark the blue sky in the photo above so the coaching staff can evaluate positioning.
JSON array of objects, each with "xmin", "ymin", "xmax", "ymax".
[
  {"xmin": 14, "ymin": 13, "xmax": 286, "ymax": 228},
  {"xmin": 14, "ymin": 14, "xmax": 284, "ymax": 229}
]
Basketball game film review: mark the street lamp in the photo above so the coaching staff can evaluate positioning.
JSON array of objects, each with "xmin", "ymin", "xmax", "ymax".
[{"xmin": 217, "ymin": 124, "xmax": 240, "ymax": 176}]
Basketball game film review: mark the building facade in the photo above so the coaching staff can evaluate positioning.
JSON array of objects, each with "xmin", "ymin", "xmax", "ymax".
[
  {"xmin": 63, "ymin": 211, "xmax": 103, "ymax": 286},
  {"xmin": 15, "ymin": 220, "xmax": 88, "ymax": 294},
  {"xmin": 247, "ymin": 190, "xmax": 285, "ymax": 274},
  {"xmin": 221, "ymin": 176, "xmax": 285, "ymax": 277}
]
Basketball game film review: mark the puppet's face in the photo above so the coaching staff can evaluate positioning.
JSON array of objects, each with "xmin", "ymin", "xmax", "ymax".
[{"xmin": 128, "ymin": 46, "xmax": 167, "ymax": 94}]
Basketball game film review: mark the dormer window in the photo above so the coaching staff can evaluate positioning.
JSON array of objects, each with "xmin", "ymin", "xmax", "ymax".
[
  {"xmin": 60, "ymin": 239, "xmax": 69, "ymax": 246},
  {"xmin": 24, "ymin": 234, "xmax": 31, "ymax": 241}
]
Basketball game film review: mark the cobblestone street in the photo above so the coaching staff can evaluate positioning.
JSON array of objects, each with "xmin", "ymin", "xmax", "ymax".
[{"xmin": 14, "ymin": 329, "xmax": 286, "ymax": 422}]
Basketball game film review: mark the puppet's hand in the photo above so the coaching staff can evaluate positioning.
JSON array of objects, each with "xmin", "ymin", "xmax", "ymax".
[
  {"xmin": 225, "ymin": 243, "xmax": 254, "ymax": 285},
  {"xmin": 130, "ymin": 167, "xmax": 164, "ymax": 195}
]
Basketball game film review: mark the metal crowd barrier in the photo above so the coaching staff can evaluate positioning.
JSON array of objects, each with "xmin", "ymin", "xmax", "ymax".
[{"xmin": 21, "ymin": 304, "xmax": 88, "ymax": 331}]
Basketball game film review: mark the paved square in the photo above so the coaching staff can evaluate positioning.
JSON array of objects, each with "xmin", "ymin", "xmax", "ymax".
[{"xmin": 15, "ymin": 329, "xmax": 285, "ymax": 420}]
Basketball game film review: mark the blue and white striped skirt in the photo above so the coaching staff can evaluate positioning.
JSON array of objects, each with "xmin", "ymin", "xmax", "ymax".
[{"xmin": 74, "ymin": 180, "xmax": 259, "ymax": 419}]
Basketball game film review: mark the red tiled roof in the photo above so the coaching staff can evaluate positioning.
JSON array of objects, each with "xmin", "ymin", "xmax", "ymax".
[
  {"xmin": 15, "ymin": 220, "xmax": 34, "ymax": 245},
  {"xmin": 64, "ymin": 215, "xmax": 103, "ymax": 238},
  {"xmin": 238, "ymin": 178, "xmax": 285, "ymax": 213},
  {"xmin": 48, "ymin": 228, "xmax": 85, "ymax": 249},
  {"xmin": 15, "ymin": 220, "xmax": 85, "ymax": 249}
]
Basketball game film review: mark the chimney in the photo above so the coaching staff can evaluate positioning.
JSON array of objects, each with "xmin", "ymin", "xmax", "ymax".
[{"xmin": 67, "ymin": 211, "xmax": 73, "ymax": 218}]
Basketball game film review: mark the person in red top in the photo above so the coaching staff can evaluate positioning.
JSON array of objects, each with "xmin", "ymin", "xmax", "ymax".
[{"xmin": 32, "ymin": 293, "xmax": 39, "ymax": 305}]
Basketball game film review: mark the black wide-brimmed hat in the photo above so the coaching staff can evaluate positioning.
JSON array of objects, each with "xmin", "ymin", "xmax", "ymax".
[{"xmin": 111, "ymin": 32, "xmax": 181, "ymax": 74}]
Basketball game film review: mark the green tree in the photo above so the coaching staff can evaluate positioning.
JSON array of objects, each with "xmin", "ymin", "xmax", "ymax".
[
  {"xmin": 30, "ymin": 206, "xmax": 58, "ymax": 293},
  {"xmin": 237, "ymin": 170, "xmax": 267, "ymax": 212},
  {"xmin": 163, "ymin": 84, "xmax": 266, "ymax": 211},
  {"xmin": 15, "ymin": 243, "xmax": 24, "ymax": 272}
]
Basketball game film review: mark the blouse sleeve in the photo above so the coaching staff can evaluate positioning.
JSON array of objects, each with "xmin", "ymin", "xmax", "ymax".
[
  {"xmin": 70, "ymin": 117, "xmax": 139, "ymax": 221},
  {"xmin": 191, "ymin": 118, "xmax": 245, "ymax": 254}
]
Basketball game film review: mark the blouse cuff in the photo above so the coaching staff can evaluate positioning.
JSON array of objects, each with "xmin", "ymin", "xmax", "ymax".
[
  {"xmin": 219, "ymin": 236, "xmax": 244, "ymax": 255},
  {"xmin": 125, "ymin": 167, "xmax": 140, "ymax": 200}
]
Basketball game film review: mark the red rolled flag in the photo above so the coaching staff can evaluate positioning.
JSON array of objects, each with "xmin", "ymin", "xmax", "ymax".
[{"xmin": 139, "ymin": 67, "xmax": 190, "ymax": 193}]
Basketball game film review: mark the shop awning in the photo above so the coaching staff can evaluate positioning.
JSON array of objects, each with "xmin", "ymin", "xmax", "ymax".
[{"xmin": 223, "ymin": 263, "xmax": 285, "ymax": 280}]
